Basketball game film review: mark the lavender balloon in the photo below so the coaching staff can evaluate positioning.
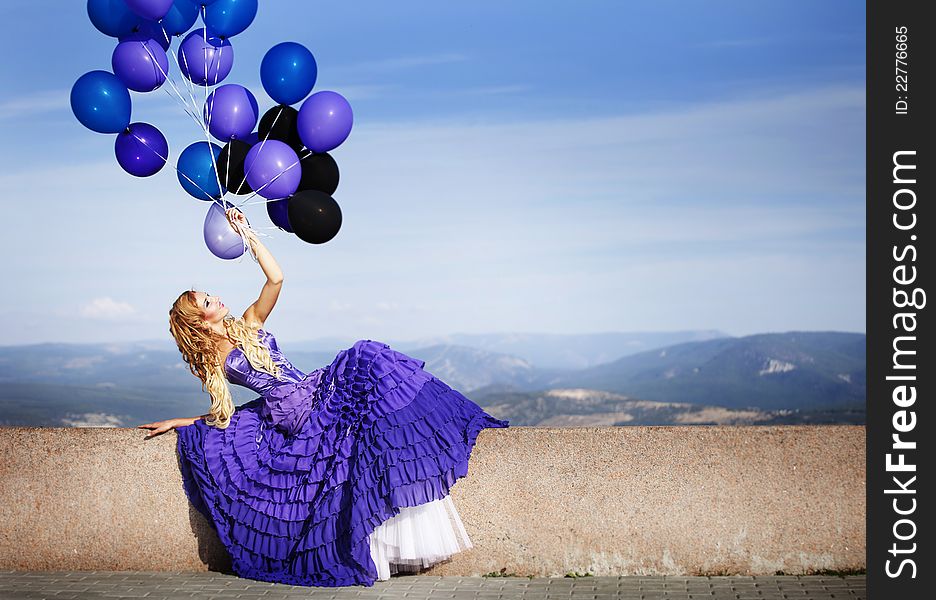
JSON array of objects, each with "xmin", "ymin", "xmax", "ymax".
[
  {"xmin": 244, "ymin": 140, "xmax": 301, "ymax": 199},
  {"xmin": 115, "ymin": 122, "xmax": 168, "ymax": 177},
  {"xmin": 204, "ymin": 84, "xmax": 259, "ymax": 141},
  {"xmin": 204, "ymin": 201, "xmax": 246, "ymax": 259},
  {"xmin": 178, "ymin": 29, "xmax": 233, "ymax": 86},
  {"xmin": 112, "ymin": 34, "xmax": 168, "ymax": 92},
  {"xmin": 296, "ymin": 91, "xmax": 353, "ymax": 153}
]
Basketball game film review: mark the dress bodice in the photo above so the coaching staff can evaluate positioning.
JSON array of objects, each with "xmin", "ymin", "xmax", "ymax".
[{"xmin": 224, "ymin": 328, "xmax": 309, "ymax": 396}]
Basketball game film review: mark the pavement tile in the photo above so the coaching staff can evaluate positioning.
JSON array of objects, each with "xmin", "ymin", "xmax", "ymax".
[{"xmin": 0, "ymin": 572, "xmax": 869, "ymax": 600}]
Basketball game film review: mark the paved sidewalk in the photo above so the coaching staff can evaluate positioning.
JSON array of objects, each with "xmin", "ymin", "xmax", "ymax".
[{"xmin": 0, "ymin": 571, "xmax": 867, "ymax": 599}]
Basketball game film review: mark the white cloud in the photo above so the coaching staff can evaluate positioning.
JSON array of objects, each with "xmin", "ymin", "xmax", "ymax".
[
  {"xmin": 79, "ymin": 297, "xmax": 138, "ymax": 321},
  {"xmin": 0, "ymin": 89, "xmax": 68, "ymax": 120}
]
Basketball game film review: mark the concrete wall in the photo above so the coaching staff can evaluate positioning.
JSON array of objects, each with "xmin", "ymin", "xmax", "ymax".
[{"xmin": 0, "ymin": 425, "xmax": 864, "ymax": 576}]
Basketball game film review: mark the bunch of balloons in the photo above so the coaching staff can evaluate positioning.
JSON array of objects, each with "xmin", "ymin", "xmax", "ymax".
[{"xmin": 71, "ymin": 0, "xmax": 352, "ymax": 259}]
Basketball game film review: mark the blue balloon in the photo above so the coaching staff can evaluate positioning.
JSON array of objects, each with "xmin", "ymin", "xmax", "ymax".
[
  {"xmin": 87, "ymin": 0, "xmax": 140, "ymax": 38},
  {"xmin": 203, "ymin": 0, "xmax": 257, "ymax": 38},
  {"xmin": 162, "ymin": 0, "xmax": 199, "ymax": 35},
  {"xmin": 261, "ymin": 42, "xmax": 318, "ymax": 106},
  {"xmin": 125, "ymin": 0, "xmax": 173, "ymax": 22},
  {"xmin": 177, "ymin": 141, "xmax": 225, "ymax": 200},
  {"xmin": 70, "ymin": 71, "xmax": 132, "ymax": 134}
]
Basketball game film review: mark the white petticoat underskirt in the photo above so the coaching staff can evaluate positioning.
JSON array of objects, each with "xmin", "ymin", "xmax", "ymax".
[{"xmin": 368, "ymin": 494, "xmax": 473, "ymax": 581}]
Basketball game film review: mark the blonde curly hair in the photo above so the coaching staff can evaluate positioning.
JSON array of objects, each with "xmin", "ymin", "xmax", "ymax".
[{"xmin": 168, "ymin": 288, "xmax": 284, "ymax": 429}]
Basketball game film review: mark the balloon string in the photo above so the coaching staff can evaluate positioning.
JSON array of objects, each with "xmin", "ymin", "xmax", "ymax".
[
  {"xmin": 128, "ymin": 130, "xmax": 226, "ymax": 210},
  {"xmin": 202, "ymin": 10, "xmax": 210, "ymax": 109},
  {"xmin": 131, "ymin": 24, "xmax": 269, "ymax": 256},
  {"xmin": 167, "ymin": 12, "xmax": 229, "ymax": 211},
  {"xmin": 172, "ymin": 19, "xmax": 218, "ymax": 138},
  {"xmin": 163, "ymin": 26, "xmax": 209, "ymax": 126},
  {"xmin": 138, "ymin": 28, "xmax": 230, "ymax": 216},
  {"xmin": 136, "ymin": 39, "xmax": 204, "ymax": 130},
  {"xmin": 129, "ymin": 131, "xmax": 264, "ymax": 261},
  {"xmin": 168, "ymin": 18, "xmax": 313, "ymax": 214},
  {"xmin": 150, "ymin": 20, "xmax": 201, "ymax": 118},
  {"xmin": 199, "ymin": 6, "xmax": 227, "ymax": 204},
  {"xmin": 162, "ymin": 6, "xmax": 229, "ymax": 209},
  {"xmin": 229, "ymin": 217, "xmax": 261, "ymax": 262},
  {"xmin": 231, "ymin": 105, "xmax": 285, "ymax": 209},
  {"xmin": 136, "ymin": 20, "xmax": 312, "ymax": 245},
  {"xmin": 168, "ymin": 25, "xmax": 209, "ymax": 122}
]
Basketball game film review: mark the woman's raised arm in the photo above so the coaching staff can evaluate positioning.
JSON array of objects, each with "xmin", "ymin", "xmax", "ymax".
[{"xmin": 227, "ymin": 208, "xmax": 284, "ymax": 326}]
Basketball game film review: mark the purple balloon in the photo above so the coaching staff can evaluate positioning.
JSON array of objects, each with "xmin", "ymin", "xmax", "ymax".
[
  {"xmin": 204, "ymin": 84, "xmax": 259, "ymax": 141},
  {"xmin": 244, "ymin": 140, "xmax": 301, "ymax": 199},
  {"xmin": 178, "ymin": 29, "xmax": 233, "ymax": 86},
  {"xmin": 125, "ymin": 0, "xmax": 173, "ymax": 21},
  {"xmin": 115, "ymin": 122, "xmax": 168, "ymax": 177},
  {"xmin": 204, "ymin": 200, "xmax": 246, "ymax": 259},
  {"xmin": 296, "ymin": 91, "xmax": 353, "ymax": 153},
  {"xmin": 112, "ymin": 35, "xmax": 168, "ymax": 92}
]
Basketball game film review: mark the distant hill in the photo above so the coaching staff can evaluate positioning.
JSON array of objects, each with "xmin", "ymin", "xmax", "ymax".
[
  {"xmin": 0, "ymin": 330, "xmax": 864, "ymax": 428},
  {"xmin": 535, "ymin": 331, "xmax": 865, "ymax": 411},
  {"xmin": 378, "ymin": 330, "xmax": 731, "ymax": 370}
]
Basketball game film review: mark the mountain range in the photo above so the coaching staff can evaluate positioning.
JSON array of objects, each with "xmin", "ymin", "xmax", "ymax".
[{"xmin": 0, "ymin": 330, "xmax": 865, "ymax": 428}]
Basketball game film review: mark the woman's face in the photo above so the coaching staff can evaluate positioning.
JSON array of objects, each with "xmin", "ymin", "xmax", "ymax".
[{"xmin": 194, "ymin": 291, "xmax": 230, "ymax": 325}]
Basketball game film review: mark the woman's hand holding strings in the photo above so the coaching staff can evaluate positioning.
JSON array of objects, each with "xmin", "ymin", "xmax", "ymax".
[{"xmin": 226, "ymin": 207, "xmax": 256, "ymax": 239}]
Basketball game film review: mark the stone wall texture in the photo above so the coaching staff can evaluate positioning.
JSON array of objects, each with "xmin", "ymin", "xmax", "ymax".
[{"xmin": 0, "ymin": 425, "xmax": 865, "ymax": 576}]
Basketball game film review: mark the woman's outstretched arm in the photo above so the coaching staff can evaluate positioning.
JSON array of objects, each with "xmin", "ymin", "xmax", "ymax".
[
  {"xmin": 227, "ymin": 208, "xmax": 283, "ymax": 325},
  {"xmin": 137, "ymin": 413, "xmax": 209, "ymax": 437}
]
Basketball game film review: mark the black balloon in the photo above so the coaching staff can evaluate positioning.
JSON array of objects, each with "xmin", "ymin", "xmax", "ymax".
[
  {"xmin": 258, "ymin": 104, "xmax": 304, "ymax": 154},
  {"xmin": 286, "ymin": 190, "xmax": 342, "ymax": 244},
  {"xmin": 217, "ymin": 139, "xmax": 254, "ymax": 195},
  {"xmin": 298, "ymin": 152, "xmax": 339, "ymax": 194}
]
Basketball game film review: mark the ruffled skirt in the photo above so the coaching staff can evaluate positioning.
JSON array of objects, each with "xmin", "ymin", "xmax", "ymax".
[{"xmin": 175, "ymin": 339, "xmax": 508, "ymax": 587}]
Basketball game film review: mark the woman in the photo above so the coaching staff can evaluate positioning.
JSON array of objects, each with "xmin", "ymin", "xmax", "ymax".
[{"xmin": 139, "ymin": 207, "xmax": 509, "ymax": 587}]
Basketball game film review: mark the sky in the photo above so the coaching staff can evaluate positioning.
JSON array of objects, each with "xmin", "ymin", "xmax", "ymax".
[{"xmin": 0, "ymin": 0, "xmax": 865, "ymax": 346}]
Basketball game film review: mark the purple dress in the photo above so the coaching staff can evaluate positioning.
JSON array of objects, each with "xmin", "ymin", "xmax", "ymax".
[{"xmin": 174, "ymin": 329, "xmax": 509, "ymax": 587}]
